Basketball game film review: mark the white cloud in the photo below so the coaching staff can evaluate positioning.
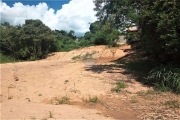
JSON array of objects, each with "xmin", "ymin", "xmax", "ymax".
[{"xmin": 0, "ymin": 0, "xmax": 97, "ymax": 36}]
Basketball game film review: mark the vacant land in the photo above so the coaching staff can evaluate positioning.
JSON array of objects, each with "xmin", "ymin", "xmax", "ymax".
[{"xmin": 1, "ymin": 45, "xmax": 180, "ymax": 119}]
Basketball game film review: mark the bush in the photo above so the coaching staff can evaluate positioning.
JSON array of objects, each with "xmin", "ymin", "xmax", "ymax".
[
  {"xmin": 147, "ymin": 65, "xmax": 180, "ymax": 93},
  {"xmin": 0, "ymin": 53, "xmax": 19, "ymax": 63}
]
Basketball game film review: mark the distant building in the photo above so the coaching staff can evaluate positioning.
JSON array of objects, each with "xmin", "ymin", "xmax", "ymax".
[
  {"xmin": 126, "ymin": 24, "xmax": 140, "ymax": 48},
  {"xmin": 126, "ymin": 25, "xmax": 138, "ymax": 32}
]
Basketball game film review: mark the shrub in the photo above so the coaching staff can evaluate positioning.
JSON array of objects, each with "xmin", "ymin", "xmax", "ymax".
[{"xmin": 147, "ymin": 65, "xmax": 180, "ymax": 93}]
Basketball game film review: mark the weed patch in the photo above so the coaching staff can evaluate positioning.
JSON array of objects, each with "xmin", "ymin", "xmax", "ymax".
[
  {"xmin": 164, "ymin": 100, "xmax": 180, "ymax": 108},
  {"xmin": 89, "ymin": 96, "xmax": 99, "ymax": 103},
  {"xmin": 70, "ymin": 81, "xmax": 81, "ymax": 94},
  {"xmin": 72, "ymin": 55, "xmax": 81, "ymax": 60},
  {"xmin": 82, "ymin": 95, "xmax": 99, "ymax": 103},
  {"xmin": 72, "ymin": 52, "xmax": 96, "ymax": 61},
  {"xmin": 54, "ymin": 96, "xmax": 70, "ymax": 105},
  {"xmin": 111, "ymin": 81, "xmax": 127, "ymax": 92},
  {"xmin": 82, "ymin": 52, "xmax": 95, "ymax": 60}
]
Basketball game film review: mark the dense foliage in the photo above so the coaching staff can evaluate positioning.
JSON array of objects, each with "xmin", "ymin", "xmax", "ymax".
[
  {"xmin": 0, "ymin": 17, "xmax": 121, "ymax": 63},
  {"xmin": 93, "ymin": 0, "xmax": 180, "ymax": 92},
  {"xmin": 0, "ymin": 20, "xmax": 55, "ymax": 60},
  {"xmin": 0, "ymin": 19, "xmax": 93, "ymax": 62},
  {"xmin": 85, "ymin": 20, "xmax": 120, "ymax": 47},
  {"xmin": 94, "ymin": 0, "xmax": 180, "ymax": 64}
]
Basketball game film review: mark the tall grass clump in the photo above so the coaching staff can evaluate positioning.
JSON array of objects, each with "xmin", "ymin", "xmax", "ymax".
[{"xmin": 147, "ymin": 64, "xmax": 180, "ymax": 93}]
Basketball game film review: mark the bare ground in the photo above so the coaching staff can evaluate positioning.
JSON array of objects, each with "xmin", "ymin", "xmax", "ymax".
[{"xmin": 1, "ymin": 45, "xmax": 180, "ymax": 120}]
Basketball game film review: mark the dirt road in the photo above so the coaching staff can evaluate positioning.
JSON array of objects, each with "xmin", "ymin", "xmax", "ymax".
[{"xmin": 1, "ymin": 45, "xmax": 179, "ymax": 119}]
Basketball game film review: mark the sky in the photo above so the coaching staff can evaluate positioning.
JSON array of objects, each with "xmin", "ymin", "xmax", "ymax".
[{"xmin": 0, "ymin": 0, "xmax": 97, "ymax": 36}]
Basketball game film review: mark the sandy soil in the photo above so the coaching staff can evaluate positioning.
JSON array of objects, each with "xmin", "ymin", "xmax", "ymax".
[{"xmin": 1, "ymin": 45, "xmax": 180, "ymax": 120}]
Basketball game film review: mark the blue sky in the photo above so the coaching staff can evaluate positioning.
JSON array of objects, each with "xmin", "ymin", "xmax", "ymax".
[
  {"xmin": 3, "ymin": 0, "xmax": 70, "ymax": 11},
  {"xmin": 0, "ymin": 0, "xmax": 97, "ymax": 36}
]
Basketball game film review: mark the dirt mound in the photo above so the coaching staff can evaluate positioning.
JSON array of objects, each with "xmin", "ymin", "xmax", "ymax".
[{"xmin": 45, "ymin": 45, "xmax": 131, "ymax": 62}]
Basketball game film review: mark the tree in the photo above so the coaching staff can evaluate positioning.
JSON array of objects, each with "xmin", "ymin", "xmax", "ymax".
[
  {"xmin": 68, "ymin": 30, "xmax": 76, "ymax": 39},
  {"xmin": 0, "ymin": 20, "xmax": 55, "ymax": 60},
  {"xmin": 89, "ymin": 20, "xmax": 120, "ymax": 46},
  {"xmin": 0, "ymin": 23, "xmax": 21, "ymax": 58},
  {"xmin": 139, "ymin": 1, "xmax": 180, "ymax": 63},
  {"xmin": 84, "ymin": 31, "xmax": 92, "ymax": 40},
  {"xmin": 89, "ymin": 21, "xmax": 101, "ymax": 34},
  {"xmin": 94, "ymin": 0, "xmax": 180, "ymax": 64},
  {"xmin": 19, "ymin": 19, "xmax": 55, "ymax": 60}
]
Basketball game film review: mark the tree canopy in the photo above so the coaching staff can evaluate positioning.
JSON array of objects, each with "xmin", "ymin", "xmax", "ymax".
[
  {"xmin": 0, "ymin": 19, "xmax": 81, "ymax": 61},
  {"xmin": 94, "ymin": 0, "xmax": 180, "ymax": 64}
]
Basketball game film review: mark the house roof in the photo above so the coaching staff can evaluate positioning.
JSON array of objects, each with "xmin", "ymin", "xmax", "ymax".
[{"xmin": 126, "ymin": 26, "xmax": 138, "ymax": 32}]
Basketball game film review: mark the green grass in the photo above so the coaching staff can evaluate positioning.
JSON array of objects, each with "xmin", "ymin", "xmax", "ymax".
[
  {"xmin": 115, "ymin": 56, "xmax": 180, "ymax": 94},
  {"xmin": 147, "ymin": 64, "xmax": 180, "ymax": 93},
  {"xmin": 111, "ymin": 81, "xmax": 127, "ymax": 92},
  {"xmin": 0, "ymin": 53, "xmax": 20, "ymax": 63}
]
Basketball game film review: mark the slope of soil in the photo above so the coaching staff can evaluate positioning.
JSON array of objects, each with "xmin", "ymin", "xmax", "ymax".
[{"xmin": 1, "ymin": 45, "xmax": 180, "ymax": 119}]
